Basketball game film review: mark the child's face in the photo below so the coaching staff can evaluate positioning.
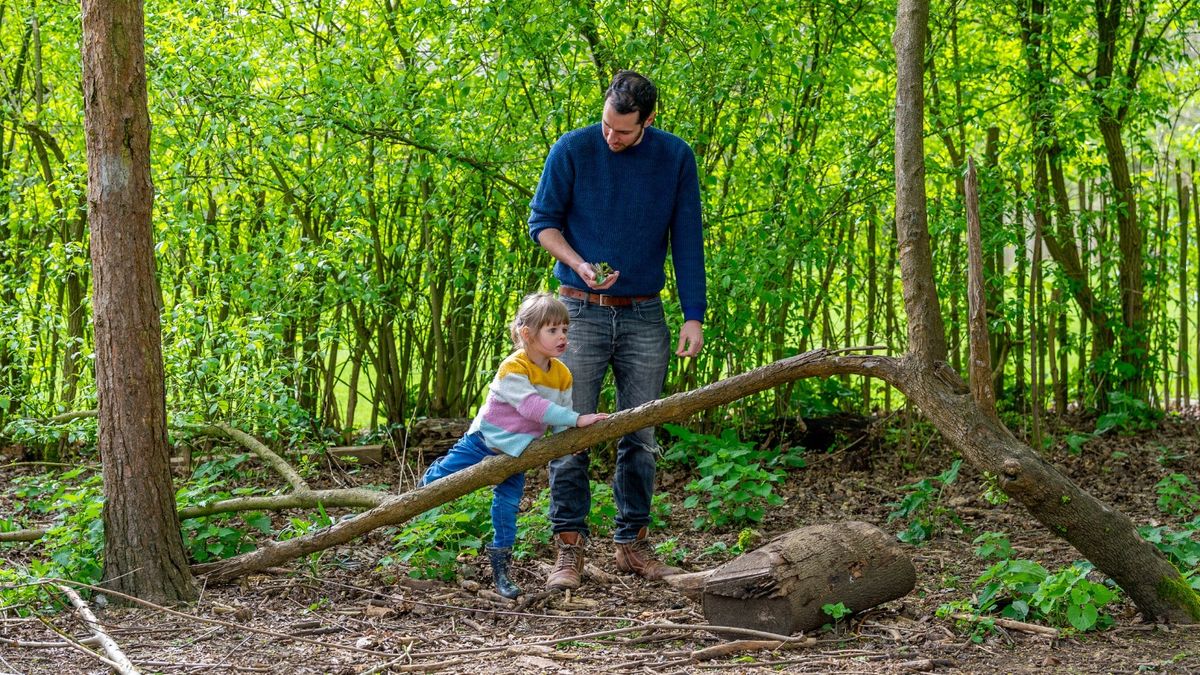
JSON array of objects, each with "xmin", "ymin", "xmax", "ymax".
[{"xmin": 525, "ymin": 322, "xmax": 569, "ymax": 361}]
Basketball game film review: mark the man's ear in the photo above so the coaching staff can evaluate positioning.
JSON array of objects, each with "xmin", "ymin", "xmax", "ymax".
[{"xmin": 643, "ymin": 111, "xmax": 656, "ymax": 128}]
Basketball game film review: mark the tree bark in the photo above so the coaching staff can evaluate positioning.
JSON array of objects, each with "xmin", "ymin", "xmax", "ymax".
[
  {"xmin": 892, "ymin": 0, "xmax": 946, "ymax": 366},
  {"xmin": 83, "ymin": 0, "xmax": 197, "ymax": 604},
  {"xmin": 965, "ymin": 158, "xmax": 996, "ymax": 415}
]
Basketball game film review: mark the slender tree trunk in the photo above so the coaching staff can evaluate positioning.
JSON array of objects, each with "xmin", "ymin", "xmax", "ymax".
[
  {"xmin": 1031, "ymin": 209, "xmax": 1044, "ymax": 448},
  {"xmin": 1176, "ymin": 161, "xmax": 1189, "ymax": 408},
  {"xmin": 892, "ymin": 0, "xmax": 946, "ymax": 365},
  {"xmin": 1014, "ymin": 172, "xmax": 1027, "ymax": 413},
  {"xmin": 984, "ymin": 127, "xmax": 1005, "ymax": 401},
  {"xmin": 83, "ymin": 0, "xmax": 196, "ymax": 604}
]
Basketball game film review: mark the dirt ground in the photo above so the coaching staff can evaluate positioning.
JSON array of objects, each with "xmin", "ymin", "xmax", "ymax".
[{"xmin": 2, "ymin": 413, "xmax": 1199, "ymax": 674}]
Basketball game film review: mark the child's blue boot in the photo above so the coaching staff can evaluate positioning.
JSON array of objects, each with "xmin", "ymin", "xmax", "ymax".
[{"xmin": 486, "ymin": 546, "xmax": 521, "ymax": 599}]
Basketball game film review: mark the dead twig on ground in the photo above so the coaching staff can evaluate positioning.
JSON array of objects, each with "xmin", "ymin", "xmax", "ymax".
[
  {"xmin": 949, "ymin": 612, "xmax": 1059, "ymax": 638},
  {"xmin": 56, "ymin": 583, "xmax": 140, "ymax": 674}
]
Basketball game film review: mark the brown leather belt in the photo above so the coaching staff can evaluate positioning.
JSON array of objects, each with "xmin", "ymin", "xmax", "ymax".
[{"xmin": 559, "ymin": 286, "xmax": 657, "ymax": 307}]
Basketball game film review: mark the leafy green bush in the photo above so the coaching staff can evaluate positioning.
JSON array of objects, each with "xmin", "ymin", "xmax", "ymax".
[
  {"xmin": 944, "ymin": 559, "xmax": 1118, "ymax": 633},
  {"xmin": 7, "ymin": 468, "xmax": 106, "ymax": 586},
  {"xmin": 887, "ymin": 460, "xmax": 962, "ymax": 544},
  {"xmin": 175, "ymin": 453, "xmax": 273, "ymax": 562},
  {"xmin": 1094, "ymin": 391, "xmax": 1161, "ymax": 435},
  {"xmin": 663, "ymin": 424, "xmax": 804, "ymax": 529}
]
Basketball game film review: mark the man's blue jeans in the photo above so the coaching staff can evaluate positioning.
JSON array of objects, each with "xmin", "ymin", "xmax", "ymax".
[
  {"xmin": 420, "ymin": 432, "xmax": 525, "ymax": 549},
  {"xmin": 550, "ymin": 295, "xmax": 671, "ymax": 543}
]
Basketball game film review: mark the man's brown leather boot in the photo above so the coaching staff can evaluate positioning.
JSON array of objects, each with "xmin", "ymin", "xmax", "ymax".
[
  {"xmin": 546, "ymin": 532, "xmax": 586, "ymax": 591},
  {"xmin": 615, "ymin": 527, "xmax": 683, "ymax": 580}
]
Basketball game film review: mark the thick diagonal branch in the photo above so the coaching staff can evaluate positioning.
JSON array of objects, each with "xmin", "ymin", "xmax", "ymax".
[{"xmin": 194, "ymin": 349, "xmax": 896, "ymax": 582}]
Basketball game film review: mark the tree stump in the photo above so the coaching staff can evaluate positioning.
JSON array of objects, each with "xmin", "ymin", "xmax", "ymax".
[{"xmin": 670, "ymin": 521, "xmax": 914, "ymax": 635}]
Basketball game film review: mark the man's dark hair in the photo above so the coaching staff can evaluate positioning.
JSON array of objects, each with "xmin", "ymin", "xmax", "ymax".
[{"xmin": 604, "ymin": 70, "xmax": 657, "ymax": 124}]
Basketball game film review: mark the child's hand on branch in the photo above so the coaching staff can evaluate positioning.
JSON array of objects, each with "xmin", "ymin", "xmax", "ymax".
[{"xmin": 576, "ymin": 413, "xmax": 609, "ymax": 427}]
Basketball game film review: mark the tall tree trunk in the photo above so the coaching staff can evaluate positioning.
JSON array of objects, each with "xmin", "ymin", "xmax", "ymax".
[
  {"xmin": 83, "ymin": 0, "xmax": 197, "ymax": 604},
  {"xmin": 893, "ymin": 0, "xmax": 946, "ymax": 365},
  {"xmin": 1175, "ymin": 162, "xmax": 1188, "ymax": 408},
  {"xmin": 1093, "ymin": 0, "xmax": 1148, "ymax": 396}
]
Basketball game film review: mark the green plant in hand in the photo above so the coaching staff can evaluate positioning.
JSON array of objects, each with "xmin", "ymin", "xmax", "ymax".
[
  {"xmin": 593, "ymin": 261, "xmax": 614, "ymax": 284},
  {"xmin": 664, "ymin": 424, "xmax": 804, "ymax": 529}
]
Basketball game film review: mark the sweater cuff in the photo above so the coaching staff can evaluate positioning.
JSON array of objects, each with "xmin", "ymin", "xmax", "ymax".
[
  {"xmin": 682, "ymin": 305, "xmax": 706, "ymax": 323},
  {"xmin": 543, "ymin": 403, "xmax": 581, "ymax": 428}
]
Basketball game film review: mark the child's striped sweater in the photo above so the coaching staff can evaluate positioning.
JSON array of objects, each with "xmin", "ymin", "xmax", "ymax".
[{"xmin": 468, "ymin": 349, "xmax": 579, "ymax": 457}]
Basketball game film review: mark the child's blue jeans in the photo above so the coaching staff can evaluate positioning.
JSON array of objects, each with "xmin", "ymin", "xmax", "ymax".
[{"xmin": 419, "ymin": 431, "xmax": 525, "ymax": 549}]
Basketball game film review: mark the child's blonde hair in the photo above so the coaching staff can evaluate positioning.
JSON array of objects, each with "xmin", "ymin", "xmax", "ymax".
[{"xmin": 510, "ymin": 292, "xmax": 569, "ymax": 348}]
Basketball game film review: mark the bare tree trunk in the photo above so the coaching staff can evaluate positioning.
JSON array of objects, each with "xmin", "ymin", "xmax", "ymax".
[
  {"xmin": 965, "ymin": 159, "xmax": 995, "ymax": 415},
  {"xmin": 892, "ymin": 0, "xmax": 946, "ymax": 366},
  {"xmin": 1176, "ymin": 161, "xmax": 1189, "ymax": 408},
  {"xmin": 83, "ymin": 0, "xmax": 197, "ymax": 604}
]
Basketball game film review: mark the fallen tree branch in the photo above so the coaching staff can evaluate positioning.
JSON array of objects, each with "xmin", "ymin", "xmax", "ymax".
[
  {"xmin": 0, "ymin": 528, "xmax": 50, "ymax": 543},
  {"xmin": 194, "ymin": 349, "xmax": 894, "ymax": 582},
  {"xmin": 183, "ymin": 423, "xmax": 311, "ymax": 492},
  {"xmin": 57, "ymin": 583, "xmax": 140, "ymax": 674}
]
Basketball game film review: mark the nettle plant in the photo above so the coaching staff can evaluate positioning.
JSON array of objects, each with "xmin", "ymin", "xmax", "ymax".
[
  {"xmin": 1137, "ymin": 474, "xmax": 1200, "ymax": 590},
  {"xmin": 175, "ymin": 453, "xmax": 272, "ymax": 563},
  {"xmin": 938, "ymin": 532, "xmax": 1119, "ymax": 634},
  {"xmin": 887, "ymin": 459, "xmax": 963, "ymax": 544},
  {"xmin": 663, "ymin": 423, "xmax": 805, "ymax": 530}
]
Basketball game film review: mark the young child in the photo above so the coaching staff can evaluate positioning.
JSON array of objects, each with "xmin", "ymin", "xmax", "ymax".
[{"xmin": 419, "ymin": 292, "xmax": 608, "ymax": 598}]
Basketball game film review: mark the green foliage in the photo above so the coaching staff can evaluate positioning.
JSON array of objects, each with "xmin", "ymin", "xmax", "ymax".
[
  {"xmin": 1094, "ymin": 392, "xmax": 1162, "ymax": 436},
  {"xmin": 822, "ymin": 601, "xmax": 852, "ymax": 620},
  {"xmin": 887, "ymin": 460, "xmax": 963, "ymax": 544},
  {"xmin": 699, "ymin": 528, "xmax": 762, "ymax": 559},
  {"xmin": 653, "ymin": 537, "xmax": 689, "ymax": 566},
  {"xmin": 663, "ymin": 424, "xmax": 804, "ymax": 529},
  {"xmin": 6, "ymin": 469, "xmax": 105, "ymax": 585},
  {"xmin": 1139, "ymin": 518, "xmax": 1200, "ymax": 590},
  {"xmin": 390, "ymin": 490, "xmax": 491, "ymax": 580},
  {"xmin": 785, "ymin": 378, "xmax": 862, "ymax": 419},
  {"xmin": 950, "ymin": 559, "xmax": 1118, "ymax": 633},
  {"xmin": 174, "ymin": 454, "xmax": 272, "ymax": 562},
  {"xmin": 973, "ymin": 532, "xmax": 1014, "ymax": 561},
  {"xmin": 1154, "ymin": 474, "xmax": 1200, "ymax": 517}
]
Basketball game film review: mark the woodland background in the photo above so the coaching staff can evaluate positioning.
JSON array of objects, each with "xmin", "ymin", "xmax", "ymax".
[
  {"xmin": 1, "ymin": 0, "xmax": 1198, "ymax": 446},
  {"xmin": 1, "ymin": 0, "xmax": 1200, "ymax": 669}
]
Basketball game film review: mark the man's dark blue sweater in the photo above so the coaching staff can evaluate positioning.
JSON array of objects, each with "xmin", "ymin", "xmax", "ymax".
[{"xmin": 528, "ymin": 124, "xmax": 707, "ymax": 323}]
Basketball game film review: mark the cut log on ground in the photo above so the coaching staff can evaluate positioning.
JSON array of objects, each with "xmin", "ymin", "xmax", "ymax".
[{"xmin": 667, "ymin": 522, "xmax": 914, "ymax": 635}]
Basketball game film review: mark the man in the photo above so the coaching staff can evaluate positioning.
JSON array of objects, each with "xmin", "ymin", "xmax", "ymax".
[{"xmin": 528, "ymin": 70, "xmax": 706, "ymax": 590}]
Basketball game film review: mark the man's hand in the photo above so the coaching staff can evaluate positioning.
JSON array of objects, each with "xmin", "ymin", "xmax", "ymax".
[
  {"xmin": 576, "ymin": 262, "xmax": 620, "ymax": 291},
  {"xmin": 675, "ymin": 320, "xmax": 704, "ymax": 357}
]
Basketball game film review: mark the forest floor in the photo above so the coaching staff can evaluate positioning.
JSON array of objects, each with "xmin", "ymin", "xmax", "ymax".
[{"xmin": 2, "ymin": 412, "xmax": 1200, "ymax": 674}]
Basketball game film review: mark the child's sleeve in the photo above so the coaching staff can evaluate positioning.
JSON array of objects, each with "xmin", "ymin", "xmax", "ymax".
[
  {"xmin": 490, "ymin": 361, "xmax": 580, "ymax": 429},
  {"xmin": 549, "ymin": 373, "xmax": 576, "ymax": 434}
]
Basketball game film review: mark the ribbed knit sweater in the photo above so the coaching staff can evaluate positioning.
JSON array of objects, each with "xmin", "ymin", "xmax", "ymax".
[
  {"xmin": 528, "ymin": 124, "xmax": 707, "ymax": 322},
  {"xmin": 467, "ymin": 350, "xmax": 579, "ymax": 458}
]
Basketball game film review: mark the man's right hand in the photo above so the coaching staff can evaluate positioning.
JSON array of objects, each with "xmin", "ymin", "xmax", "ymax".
[{"xmin": 576, "ymin": 262, "xmax": 620, "ymax": 291}]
